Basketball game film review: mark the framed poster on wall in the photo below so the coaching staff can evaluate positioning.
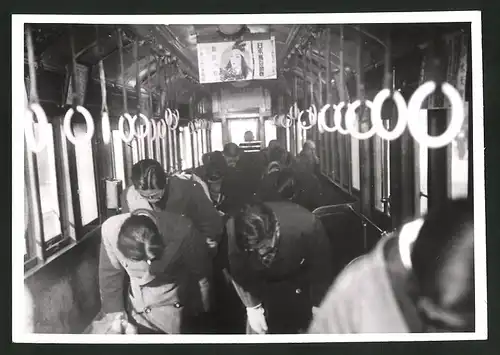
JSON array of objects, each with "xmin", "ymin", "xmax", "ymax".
[{"xmin": 197, "ymin": 36, "xmax": 277, "ymax": 84}]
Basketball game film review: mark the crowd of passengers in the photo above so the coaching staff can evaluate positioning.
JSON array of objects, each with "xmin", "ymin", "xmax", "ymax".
[{"xmin": 96, "ymin": 135, "xmax": 475, "ymax": 334}]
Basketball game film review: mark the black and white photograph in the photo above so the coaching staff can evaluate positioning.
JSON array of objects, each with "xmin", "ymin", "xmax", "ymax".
[{"xmin": 13, "ymin": 12, "xmax": 486, "ymax": 343}]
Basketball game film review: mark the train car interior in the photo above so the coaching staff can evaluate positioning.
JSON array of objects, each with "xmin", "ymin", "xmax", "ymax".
[{"xmin": 18, "ymin": 17, "xmax": 479, "ymax": 336}]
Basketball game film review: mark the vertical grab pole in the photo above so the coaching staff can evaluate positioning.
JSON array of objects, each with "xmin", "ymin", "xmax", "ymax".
[
  {"xmin": 325, "ymin": 27, "xmax": 333, "ymax": 178},
  {"xmin": 357, "ymin": 25, "xmax": 373, "ymax": 219},
  {"xmin": 165, "ymin": 61, "xmax": 172, "ymax": 172},
  {"xmin": 172, "ymin": 68, "xmax": 178, "ymax": 171},
  {"xmin": 117, "ymin": 27, "xmax": 133, "ymax": 186},
  {"xmin": 189, "ymin": 97, "xmax": 196, "ymax": 170},
  {"xmin": 134, "ymin": 39, "xmax": 144, "ymax": 160},
  {"xmin": 301, "ymin": 45, "xmax": 308, "ymax": 150},
  {"xmin": 308, "ymin": 41, "xmax": 315, "ymax": 144},
  {"xmin": 338, "ymin": 25, "xmax": 346, "ymax": 186}
]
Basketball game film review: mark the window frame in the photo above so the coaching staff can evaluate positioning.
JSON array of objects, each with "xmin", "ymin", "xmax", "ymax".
[{"xmin": 24, "ymin": 113, "xmax": 101, "ymax": 273}]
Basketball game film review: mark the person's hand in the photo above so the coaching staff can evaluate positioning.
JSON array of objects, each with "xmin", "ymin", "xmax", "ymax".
[
  {"xmin": 206, "ymin": 238, "xmax": 218, "ymax": 249},
  {"xmin": 246, "ymin": 304, "xmax": 268, "ymax": 334},
  {"xmin": 103, "ymin": 312, "xmax": 138, "ymax": 334},
  {"xmin": 104, "ymin": 312, "xmax": 127, "ymax": 334},
  {"xmin": 199, "ymin": 277, "xmax": 211, "ymax": 312}
]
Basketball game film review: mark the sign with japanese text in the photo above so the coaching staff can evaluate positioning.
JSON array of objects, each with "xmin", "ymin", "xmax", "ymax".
[{"xmin": 197, "ymin": 37, "xmax": 277, "ymax": 84}]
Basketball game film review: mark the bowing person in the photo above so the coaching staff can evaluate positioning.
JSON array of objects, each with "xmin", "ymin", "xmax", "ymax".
[
  {"xmin": 98, "ymin": 209, "xmax": 212, "ymax": 334},
  {"xmin": 308, "ymin": 198, "xmax": 475, "ymax": 333},
  {"xmin": 226, "ymin": 201, "xmax": 333, "ymax": 334},
  {"xmin": 121, "ymin": 159, "xmax": 223, "ymax": 253}
]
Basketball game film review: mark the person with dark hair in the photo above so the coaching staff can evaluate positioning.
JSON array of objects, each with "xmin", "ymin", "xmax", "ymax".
[
  {"xmin": 244, "ymin": 130, "xmax": 255, "ymax": 142},
  {"xmin": 222, "ymin": 142, "xmax": 241, "ymax": 168},
  {"xmin": 308, "ymin": 198, "xmax": 474, "ymax": 333},
  {"xmin": 220, "ymin": 143, "xmax": 267, "ymax": 215},
  {"xmin": 226, "ymin": 202, "xmax": 334, "ymax": 334},
  {"xmin": 258, "ymin": 165, "xmax": 326, "ymax": 212},
  {"xmin": 258, "ymin": 167, "xmax": 297, "ymax": 202},
  {"xmin": 98, "ymin": 209, "xmax": 212, "ymax": 334},
  {"xmin": 120, "ymin": 159, "xmax": 223, "ymax": 252},
  {"xmin": 296, "ymin": 140, "xmax": 321, "ymax": 176}
]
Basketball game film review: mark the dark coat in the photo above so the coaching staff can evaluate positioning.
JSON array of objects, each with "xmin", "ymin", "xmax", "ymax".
[
  {"xmin": 121, "ymin": 176, "xmax": 223, "ymax": 244},
  {"xmin": 99, "ymin": 211, "xmax": 211, "ymax": 334},
  {"xmin": 226, "ymin": 201, "xmax": 334, "ymax": 333},
  {"xmin": 220, "ymin": 152, "xmax": 267, "ymax": 215}
]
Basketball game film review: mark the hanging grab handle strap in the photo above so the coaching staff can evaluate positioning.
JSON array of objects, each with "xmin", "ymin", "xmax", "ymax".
[
  {"xmin": 134, "ymin": 39, "xmax": 141, "ymax": 115},
  {"xmin": 69, "ymin": 26, "xmax": 80, "ymax": 108},
  {"xmin": 96, "ymin": 26, "xmax": 108, "ymax": 115},
  {"xmin": 117, "ymin": 27, "xmax": 128, "ymax": 113},
  {"xmin": 25, "ymin": 25, "xmax": 39, "ymax": 104}
]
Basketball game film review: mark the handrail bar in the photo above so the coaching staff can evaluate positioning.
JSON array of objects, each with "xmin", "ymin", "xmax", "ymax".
[{"xmin": 346, "ymin": 204, "xmax": 384, "ymax": 235}]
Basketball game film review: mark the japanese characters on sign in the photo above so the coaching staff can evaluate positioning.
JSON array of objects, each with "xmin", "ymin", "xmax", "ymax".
[{"xmin": 197, "ymin": 37, "xmax": 277, "ymax": 84}]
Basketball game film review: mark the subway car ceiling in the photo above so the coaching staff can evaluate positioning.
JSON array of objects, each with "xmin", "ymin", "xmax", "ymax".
[{"xmin": 24, "ymin": 23, "xmax": 469, "ymax": 116}]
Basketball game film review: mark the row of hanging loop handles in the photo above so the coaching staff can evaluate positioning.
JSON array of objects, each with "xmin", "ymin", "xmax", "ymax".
[
  {"xmin": 272, "ymin": 84, "xmax": 465, "ymax": 149},
  {"xmin": 23, "ymin": 25, "xmax": 183, "ymax": 154},
  {"xmin": 272, "ymin": 25, "xmax": 466, "ymax": 150}
]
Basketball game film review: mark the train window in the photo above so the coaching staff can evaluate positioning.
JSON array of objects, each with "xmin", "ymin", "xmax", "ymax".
[
  {"xmin": 154, "ymin": 134, "xmax": 161, "ymax": 167},
  {"xmin": 182, "ymin": 127, "xmax": 193, "ymax": 169},
  {"xmin": 418, "ymin": 109, "xmax": 429, "ymax": 215},
  {"xmin": 170, "ymin": 131, "xmax": 176, "ymax": 170},
  {"xmin": 201, "ymin": 128, "xmax": 207, "ymax": 156},
  {"xmin": 351, "ymin": 137, "xmax": 360, "ymax": 190},
  {"xmin": 211, "ymin": 122, "xmax": 223, "ymax": 152},
  {"xmin": 197, "ymin": 128, "xmax": 203, "ymax": 165},
  {"xmin": 451, "ymin": 102, "xmax": 469, "ymax": 199},
  {"xmin": 286, "ymin": 125, "xmax": 291, "ymax": 152},
  {"xmin": 112, "ymin": 130, "xmax": 125, "ymax": 185},
  {"xmin": 131, "ymin": 139, "xmax": 139, "ymax": 164},
  {"xmin": 138, "ymin": 136, "xmax": 146, "ymax": 161},
  {"xmin": 228, "ymin": 118, "xmax": 258, "ymax": 145},
  {"xmin": 160, "ymin": 134, "xmax": 167, "ymax": 170},
  {"xmin": 178, "ymin": 127, "xmax": 185, "ymax": 170},
  {"xmin": 264, "ymin": 119, "xmax": 277, "ymax": 146},
  {"xmin": 296, "ymin": 125, "xmax": 305, "ymax": 154},
  {"xmin": 73, "ymin": 124, "xmax": 98, "ymax": 226},
  {"xmin": 35, "ymin": 123, "xmax": 62, "ymax": 241},
  {"xmin": 146, "ymin": 128, "xmax": 154, "ymax": 160}
]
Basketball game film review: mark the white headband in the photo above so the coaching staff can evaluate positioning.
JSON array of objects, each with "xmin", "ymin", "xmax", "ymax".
[{"xmin": 398, "ymin": 218, "xmax": 425, "ymax": 270}]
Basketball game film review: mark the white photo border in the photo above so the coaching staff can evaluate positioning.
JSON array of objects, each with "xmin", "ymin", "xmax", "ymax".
[{"xmin": 12, "ymin": 11, "xmax": 486, "ymax": 343}]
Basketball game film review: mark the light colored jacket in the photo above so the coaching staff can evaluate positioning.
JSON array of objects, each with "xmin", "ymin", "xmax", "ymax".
[
  {"xmin": 308, "ymin": 234, "xmax": 411, "ymax": 334},
  {"xmin": 99, "ymin": 211, "xmax": 211, "ymax": 334}
]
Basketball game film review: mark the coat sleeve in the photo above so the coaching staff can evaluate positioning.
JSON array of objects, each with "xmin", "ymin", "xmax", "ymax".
[
  {"xmin": 308, "ymin": 259, "xmax": 364, "ymax": 334},
  {"xmin": 307, "ymin": 281, "xmax": 354, "ymax": 334},
  {"xmin": 305, "ymin": 217, "xmax": 335, "ymax": 307},
  {"xmin": 180, "ymin": 224, "xmax": 212, "ymax": 312},
  {"xmin": 99, "ymin": 225, "xmax": 127, "ymax": 314},
  {"xmin": 226, "ymin": 219, "xmax": 264, "ymax": 308},
  {"xmin": 187, "ymin": 181, "xmax": 224, "ymax": 243},
  {"xmin": 180, "ymin": 225, "xmax": 212, "ymax": 280}
]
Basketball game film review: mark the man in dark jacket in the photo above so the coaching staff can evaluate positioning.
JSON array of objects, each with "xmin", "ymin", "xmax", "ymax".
[
  {"xmin": 226, "ymin": 201, "xmax": 334, "ymax": 334},
  {"xmin": 220, "ymin": 143, "xmax": 267, "ymax": 215},
  {"xmin": 121, "ymin": 159, "xmax": 223, "ymax": 251}
]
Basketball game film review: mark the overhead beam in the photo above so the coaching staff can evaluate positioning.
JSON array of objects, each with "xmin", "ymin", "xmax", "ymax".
[
  {"xmin": 127, "ymin": 24, "xmax": 199, "ymax": 81},
  {"xmin": 278, "ymin": 25, "xmax": 303, "ymax": 67}
]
